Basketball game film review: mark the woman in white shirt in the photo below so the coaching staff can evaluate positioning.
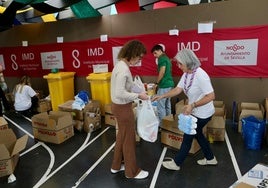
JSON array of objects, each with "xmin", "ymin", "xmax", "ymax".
[
  {"xmin": 153, "ymin": 49, "xmax": 217, "ymax": 171},
  {"xmin": 14, "ymin": 75, "xmax": 38, "ymax": 117},
  {"xmin": 110, "ymin": 40, "xmax": 149, "ymax": 179}
]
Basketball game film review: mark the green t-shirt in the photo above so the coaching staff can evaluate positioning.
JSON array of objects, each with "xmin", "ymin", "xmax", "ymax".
[{"xmin": 157, "ymin": 54, "xmax": 174, "ymax": 88}]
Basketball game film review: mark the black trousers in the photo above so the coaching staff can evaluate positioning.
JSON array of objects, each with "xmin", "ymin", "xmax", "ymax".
[{"xmin": 0, "ymin": 87, "xmax": 10, "ymax": 116}]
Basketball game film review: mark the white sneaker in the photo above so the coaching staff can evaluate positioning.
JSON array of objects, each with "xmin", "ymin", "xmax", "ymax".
[
  {"xmin": 126, "ymin": 170, "xmax": 149, "ymax": 179},
  {"xmin": 197, "ymin": 157, "xmax": 218, "ymax": 166},
  {"xmin": 162, "ymin": 159, "xmax": 180, "ymax": 171},
  {"xmin": 111, "ymin": 164, "xmax": 125, "ymax": 174}
]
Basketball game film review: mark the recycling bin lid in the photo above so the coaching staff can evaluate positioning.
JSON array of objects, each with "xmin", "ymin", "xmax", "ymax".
[
  {"xmin": 43, "ymin": 72, "xmax": 76, "ymax": 79},
  {"xmin": 86, "ymin": 72, "xmax": 112, "ymax": 81}
]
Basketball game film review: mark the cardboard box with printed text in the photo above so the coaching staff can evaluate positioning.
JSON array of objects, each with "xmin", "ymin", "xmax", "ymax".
[
  {"xmin": 160, "ymin": 114, "xmax": 203, "ymax": 154},
  {"xmin": 31, "ymin": 111, "xmax": 74, "ymax": 144},
  {"xmin": 0, "ymin": 129, "xmax": 28, "ymax": 177}
]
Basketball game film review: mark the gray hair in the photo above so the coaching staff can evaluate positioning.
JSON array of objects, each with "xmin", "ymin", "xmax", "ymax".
[{"xmin": 174, "ymin": 49, "xmax": 201, "ymax": 70}]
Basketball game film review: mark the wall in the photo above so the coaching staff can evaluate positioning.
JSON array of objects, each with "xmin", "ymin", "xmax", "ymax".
[{"xmin": 1, "ymin": 0, "xmax": 268, "ymax": 118}]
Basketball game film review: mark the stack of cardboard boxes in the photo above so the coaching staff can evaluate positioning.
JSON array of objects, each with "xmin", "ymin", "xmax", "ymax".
[
  {"xmin": 58, "ymin": 100, "xmax": 101, "ymax": 133},
  {"xmin": 237, "ymin": 102, "xmax": 264, "ymax": 133},
  {"xmin": 206, "ymin": 101, "xmax": 226, "ymax": 142}
]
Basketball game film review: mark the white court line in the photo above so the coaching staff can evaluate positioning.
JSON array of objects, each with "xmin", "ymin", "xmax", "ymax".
[
  {"xmin": 72, "ymin": 142, "xmax": 116, "ymax": 188},
  {"xmin": 20, "ymin": 142, "xmax": 42, "ymax": 157},
  {"xmin": 4, "ymin": 115, "xmax": 34, "ymax": 139},
  {"xmin": 150, "ymin": 147, "xmax": 167, "ymax": 188},
  {"xmin": 35, "ymin": 126, "xmax": 111, "ymax": 188},
  {"xmin": 33, "ymin": 142, "xmax": 55, "ymax": 188},
  {"xmin": 225, "ymin": 131, "xmax": 242, "ymax": 179}
]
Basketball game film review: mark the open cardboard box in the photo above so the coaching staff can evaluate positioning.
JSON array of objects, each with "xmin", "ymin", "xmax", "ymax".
[
  {"xmin": 32, "ymin": 111, "xmax": 74, "ymax": 144},
  {"xmin": 0, "ymin": 117, "xmax": 8, "ymax": 131},
  {"xmin": 0, "ymin": 129, "xmax": 28, "ymax": 177}
]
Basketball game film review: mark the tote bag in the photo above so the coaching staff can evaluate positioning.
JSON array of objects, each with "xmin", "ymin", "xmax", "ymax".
[{"xmin": 137, "ymin": 100, "xmax": 159, "ymax": 142}]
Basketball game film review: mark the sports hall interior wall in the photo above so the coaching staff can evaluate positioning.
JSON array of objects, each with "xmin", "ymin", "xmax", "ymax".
[{"xmin": 1, "ymin": 0, "xmax": 268, "ymax": 119}]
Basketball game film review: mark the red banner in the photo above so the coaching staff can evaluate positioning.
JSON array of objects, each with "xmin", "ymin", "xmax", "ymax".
[{"xmin": 1, "ymin": 25, "xmax": 268, "ymax": 78}]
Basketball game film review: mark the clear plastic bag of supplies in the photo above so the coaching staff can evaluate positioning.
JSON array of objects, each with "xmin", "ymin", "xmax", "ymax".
[{"xmin": 178, "ymin": 113, "xmax": 198, "ymax": 135}]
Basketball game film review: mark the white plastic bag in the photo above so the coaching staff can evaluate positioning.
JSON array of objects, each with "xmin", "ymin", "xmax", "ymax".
[
  {"xmin": 137, "ymin": 100, "xmax": 159, "ymax": 142},
  {"xmin": 131, "ymin": 75, "xmax": 146, "ymax": 93}
]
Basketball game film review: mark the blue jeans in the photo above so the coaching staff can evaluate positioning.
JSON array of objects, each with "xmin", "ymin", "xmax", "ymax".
[
  {"xmin": 157, "ymin": 87, "xmax": 172, "ymax": 122},
  {"xmin": 174, "ymin": 116, "xmax": 214, "ymax": 166}
]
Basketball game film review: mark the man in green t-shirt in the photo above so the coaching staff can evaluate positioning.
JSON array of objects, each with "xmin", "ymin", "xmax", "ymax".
[{"xmin": 151, "ymin": 44, "xmax": 175, "ymax": 124}]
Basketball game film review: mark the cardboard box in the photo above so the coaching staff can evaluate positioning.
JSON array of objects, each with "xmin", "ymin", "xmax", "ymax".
[
  {"xmin": 37, "ymin": 99, "xmax": 52, "ymax": 113},
  {"xmin": 31, "ymin": 111, "xmax": 74, "ymax": 144},
  {"xmin": 105, "ymin": 114, "xmax": 117, "ymax": 126},
  {"xmin": 0, "ymin": 117, "xmax": 8, "ymax": 131},
  {"xmin": 58, "ymin": 100, "xmax": 84, "ymax": 120},
  {"xmin": 237, "ymin": 102, "xmax": 265, "ymax": 133},
  {"xmin": 0, "ymin": 129, "xmax": 28, "ymax": 177},
  {"xmin": 84, "ymin": 112, "xmax": 101, "ymax": 133},
  {"xmin": 104, "ymin": 103, "xmax": 137, "ymax": 126},
  {"xmin": 73, "ymin": 120, "xmax": 84, "ymax": 132},
  {"xmin": 83, "ymin": 100, "xmax": 102, "ymax": 133},
  {"xmin": 207, "ymin": 116, "xmax": 225, "ymax": 142},
  {"xmin": 160, "ymin": 114, "xmax": 201, "ymax": 154},
  {"xmin": 214, "ymin": 100, "xmax": 226, "ymax": 117},
  {"xmin": 175, "ymin": 99, "xmax": 186, "ymax": 114},
  {"xmin": 206, "ymin": 101, "xmax": 226, "ymax": 142},
  {"xmin": 230, "ymin": 163, "xmax": 268, "ymax": 188}
]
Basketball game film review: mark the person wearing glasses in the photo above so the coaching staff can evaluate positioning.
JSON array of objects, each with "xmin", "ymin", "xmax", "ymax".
[
  {"xmin": 110, "ymin": 40, "xmax": 149, "ymax": 179},
  {"xmin": 153, "ymin": 48, "xmax": 217, "ymax": 171}
]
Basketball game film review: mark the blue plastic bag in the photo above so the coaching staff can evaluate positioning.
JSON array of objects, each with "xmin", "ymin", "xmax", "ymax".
[{"xmin": 241, "ymin": 115, "xmax": 266, "ymax": 150}]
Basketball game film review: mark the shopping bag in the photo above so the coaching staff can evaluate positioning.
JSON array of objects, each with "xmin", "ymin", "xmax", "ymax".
[
  {"xmin": 241, "ymin": 115, "xmax": 266, "ymax": 150},
  {"xmin": 178, "ymin": 113, "xmax": 197, "ymax": 135},
  {"xmin": 137, "ymin": 100, "xmax": 159, "ymax": 142},
  {"xmin": 131, "ymin": 75, "xmax": 146, "ymax": 93}
]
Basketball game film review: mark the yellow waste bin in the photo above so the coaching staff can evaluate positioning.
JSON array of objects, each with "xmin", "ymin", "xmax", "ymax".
[
  {"xmin": 87, "ymin": 72, "xmax": 112, "ymax": 115},
  {"xmin": 43, "ymin": 72, "xmax": 76, "ymax": 111}
]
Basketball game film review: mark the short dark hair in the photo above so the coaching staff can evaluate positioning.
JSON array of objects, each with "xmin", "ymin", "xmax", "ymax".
[{"xmin": 151, "ymin": 44, "xmax": 163, "ymax": 53}]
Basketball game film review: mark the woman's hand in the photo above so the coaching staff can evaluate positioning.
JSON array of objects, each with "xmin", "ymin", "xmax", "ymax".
[
  {"xmin": 152, "ymin": 95, "xmax": 163, "ymax": 101},
  {"xmin": 138, "ymin": 92, "xmax": 149, "ymax": 100},
  {"xmin": 183, "ymin": 104, "xmax": 193, "ymax": 115}
]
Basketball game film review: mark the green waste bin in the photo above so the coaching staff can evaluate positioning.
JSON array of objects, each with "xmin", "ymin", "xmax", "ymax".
[{"xmin": 44, "ymin": 72, "xmax": 76, "ymax": 111}]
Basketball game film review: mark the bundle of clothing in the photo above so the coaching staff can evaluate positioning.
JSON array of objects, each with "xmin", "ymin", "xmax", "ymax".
[{"xmin": 72, "ymin": 90, "xmax": 90, "ymax": 110}]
